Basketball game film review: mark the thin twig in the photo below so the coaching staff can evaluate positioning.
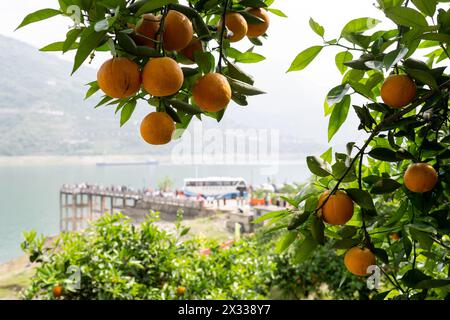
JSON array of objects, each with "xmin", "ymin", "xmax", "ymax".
[{"xmin": 217, "ymin": 0, "xmax": 230, "ymax": 73}]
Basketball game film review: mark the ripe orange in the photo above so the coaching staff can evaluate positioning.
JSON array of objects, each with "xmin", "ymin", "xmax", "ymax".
[
  {"xmin": 97, "ymin": 57, "xmax": 141, "ymax": 99},
  {"xmin": 134, "ymin": 14, "xmax": 160, "ymax": 48},
  {"xmin": 381, "ymin": 75, "xmax": 416, "ymax": 109},
  {"xmin": 142, "ymin": 57, "xmax": 184, "ymax": 97},
  {"xmin": 390, "ymin": 232, "xmax": 401, "ymax": 241},
  {"xmin": 192, "ymin": 73, "xmax": 232, "ymax": 112},
  {"xmin": 163, "ymin": 10, "xmax": 193, "ymax": 51},
  {"xmin": 176, "ymin": 286, "xmax": 186, "ymax": 295},
  {"xmin": 404, "ymin": 163, "xmax": 438, "ymax": 193},
  {"xmin": 317, "ymin": 190, "xmax": 354, "ymax": 225},
  {"xmin": 179, "ymin": 36, "xmax": 203, "ymax": 62},
  {"xmin": 140, "ymin": 112, "xmax": 175, "ymax": 145},
  {"xmin": 344, "ymin": 247, "xmax": 376, "ymax": 276},
  {"xmin": 246, "ymin": 8, "xmax": 270, "ymax": 38},
  {"xmin": 222, "ymin": 12, "xmax": 248, "ymax": 42},
  {"xmin": 52, "ymin": 285, "xmax": 63, "ymax": 298}
]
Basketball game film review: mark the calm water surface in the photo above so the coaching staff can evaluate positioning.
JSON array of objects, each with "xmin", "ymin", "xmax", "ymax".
[{"xmin": 0, "ymin": 161, "xmax": 308, "ymax": 262}]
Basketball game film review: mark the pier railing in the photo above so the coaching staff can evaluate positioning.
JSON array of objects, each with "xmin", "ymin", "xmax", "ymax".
[{"xmin": 59, "ymin": 185, "xmax": 206, "ymax": 232}]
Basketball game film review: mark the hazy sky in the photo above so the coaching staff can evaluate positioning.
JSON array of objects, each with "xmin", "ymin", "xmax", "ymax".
[{"xmin": 0, "ymin": 0, "xmax": 394, "ymax": 149}]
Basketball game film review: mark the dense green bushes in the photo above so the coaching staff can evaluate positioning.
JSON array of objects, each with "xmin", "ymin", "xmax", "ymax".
[
  {"xmin": 21, "ymin": 213, "xmax": 275, "ymax": 300},
  {"xmin": 22, "ymin": 212, "xmax": 374, "ymax": 300}
]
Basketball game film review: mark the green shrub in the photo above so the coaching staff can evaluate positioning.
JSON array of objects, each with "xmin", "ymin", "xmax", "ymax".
[
  {"xmin": 270, "ymin": 244, "xmax": 372, "ymax": 300},
  {"xmin": 21, "ymin": 212, "xmax": 275, "ymax": 300}
]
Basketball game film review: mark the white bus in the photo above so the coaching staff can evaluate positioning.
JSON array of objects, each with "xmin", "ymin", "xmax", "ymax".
[{"xmin": 183, "ymin": 177, "xmax": 248, "ymax": 199}]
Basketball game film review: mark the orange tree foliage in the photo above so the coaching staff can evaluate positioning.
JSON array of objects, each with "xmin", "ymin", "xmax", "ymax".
[
  {"xmin": 17, "ymin": 0, "xmax": 286, "ymax": 140},
  {"xmin": 258, "ymin": 0, "xmax": 450, "ymax": 300}
]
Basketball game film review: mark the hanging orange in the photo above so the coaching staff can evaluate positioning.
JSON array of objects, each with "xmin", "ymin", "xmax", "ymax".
[
  {"xmin": 344, "ymin": 247, "xmax": 376, "ymax": 276},
  {"xmin": 142, "ymin": 57, "xmax": 184, "ymax": 97},
  {"xmin": 317, "ymin": 190, "xmax": 354, "ymax": 225},
  {"xmin": 192, "ymin": 73, "xmax": 232, "ymax": 112},
  {"xmin": 140, "ymin": 112, "xmax": 175, "ymax": 145},
  {"xmin": 381, "ymin": 75, "xmax": 416, "ymax": 109},
  {"xmin": 246, "ymin": 8, "xmax": 270, "ymax": 38},
  {"xmin": 403, "ymin": 163, "xmax": 438, "ymax": 193},
  {"xmin": 97, "ymin": 57, "xmax": 141, "ymax": 99}
]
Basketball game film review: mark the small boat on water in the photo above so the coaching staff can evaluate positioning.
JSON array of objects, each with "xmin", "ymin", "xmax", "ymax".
[
  {"xmin": 183, "ymin": 177, "xmax": 248, "ymax": 199},
  {"xmin": 96, "ymin": 159, "xmax": 159, "ymax": 166}
]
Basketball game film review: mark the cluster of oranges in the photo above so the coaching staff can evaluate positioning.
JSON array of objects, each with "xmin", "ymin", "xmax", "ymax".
[
  {"xmin": 317, "ymin": 75, "xmax": 439, "ymax": 276},
  {"xmin": 96, "ymin": 7, "xmax": 270, "ymax": 146}
]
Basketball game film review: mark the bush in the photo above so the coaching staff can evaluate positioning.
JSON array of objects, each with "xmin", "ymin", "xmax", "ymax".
[
  {"xmin": 21, "ymin": 212, "xmax": 275, "ymax": 300},
  {"xmin": 270, "ymin": 244, "xmax": 372, "ymax": 300}
]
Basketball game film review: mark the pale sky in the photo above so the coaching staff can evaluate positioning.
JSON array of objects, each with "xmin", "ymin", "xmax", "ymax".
[{"xmin": 0, "ymin": 0, "xmax": 395, "ymax": 149}]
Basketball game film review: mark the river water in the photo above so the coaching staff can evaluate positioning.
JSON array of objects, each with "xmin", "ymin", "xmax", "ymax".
[{"xmin": 0, "ymin": 158, "xmax": 309, "ymax": 263}]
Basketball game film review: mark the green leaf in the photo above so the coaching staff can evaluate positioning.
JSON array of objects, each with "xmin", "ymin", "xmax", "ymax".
[
  {"xmin": 136, "ymin": 0, "xmax": 178, "ymax": 16},
  {"xmin": 326, "ymin": 84, "xmax": 351, "ymax": 105},
  {"xmin": 239, "ymin": 0, "xmax": 268, "ymax": 8},
  {"xmin": 194, "ymin": 51, "xmax": 215, "ymax": 74},
  {"xmin": 320, "ymin": 147, "xmax": 333, "ymax": 163},
  {"xmin": 117, "ymin": 31, "xmax": 138, "ymax": 54},
  {"xmin": 226, "ymin": 61, "xmax": 254, "ymax": 84},
  {"xmin": 40, "ymin": 41, "xmax": 77, "ymax": 52},
  {"xmin": 420, "ymin": 33, "xmax": 450, "ymax": 43},
  {"xmin": 235, "ymin": 52, "xmax": 266, "ymax": 64},
  {"xmin": 120, "ymin": 100, "xmax": 136, "ymax": 127},
  {"xmin": 287, "ymin": 46, "xmax": 323, "ymax": 72},
  {"xmin": 72, "ymin": 29, "xmax": 107, "ymax": 74},
  {"xmin": 404, "ymin": 68, "xmax": 439, "ymax": 90},
  {"xmin": 409, "ymin": 228, "xmax": 433, "ymax": 250},
  {"xmin": 311, "ymin": 215, "xmax": 325, "ymax": 245},
  {"xmin": 335, "ymin": 51, "xmax": 353, "ymax": 74},
  {"xmin": 231, "ymin": 92, "xmax": 248, "ymax": 106},
  {"xmin": 306, "ymin": 156, "xmax": 332, "ymax": 177},
  {"xmin": 411, "ymin": 0, "xmax": 437, "ymax": 17},
  {"xmin": 333, "ymin": 238, "xmax": 360, "ymax": 249},
  {"xmin": 346, "ymin": 188, "xmax": 376, "ymax": 211},
  {"xmin": 268, "ymin": 8, "xmax": 287, "ymax": 18},
  {"xmin": 63, "ymin": 28, "xmax": 83, "ymax": 53},
  {"xmin": 226, "ymin": 77, "xmax": 266, "ymax": 96},
  {"xmin": 338, "ymin": 226, "xmax": 358, "ymax": 238},
  {"xmin": 16, "ymin": 8, "xmax": 61, "ymax": 30},
  {"xmin": 402, "ymin": 269, "xmax": 430, "ymax": 288},
  {"xmin": 341, "ymin": 17, "xmax": 381, "ymax": 35},
  {"xmin": 332, "ymin": 161, "xmax": 357, "ymax": 183},
  {"xmin": 373, "ymin": 248, "xmax": 389, "ymax": 264},
  {"xmin": 85, "ymin": 81, "xmax": 100, "ymax": 99},
  {"xmin": 372, "ymin": 290, "xmax": 392, "ymax": 300},
  {"xmin": 253, "ymin": 210, "xmax": 288, "ymax": 224},
  {"xmin": 287, "ymin": 211, "xmax": 311, "ymax": 230},
  {"xmin": 368, "ymin": 147, "xmax": 399, "ymax": 162},
  {"xmin": 371, "ymin": 178, "xmax": 402, "ymax": 194},
  {"xmin": 276, "ymin": 231, "xmax": 297, "ymax": 253},
  {"xmin": 383, "ymin": 46, "xmax": 409, "ymax": 70},
  {"xmin": 408, "ymin": 223, "xmax": 437, "ymax": 234},
  {"xmin": 385, "ymin": 7, "xmax": 428, "ymax": 28},
  {"xmin": 328, "ymin": 95, "xmax": 351, "ymax": 142},
  {"xmin": 94, "ymin": 96, "xmax": 113, "ymax": 108},
  {"xmin": 167, "ymin": 99, "xmax": 202, "ymax": 115},
  {"xmin": 292, "ymin": 233, "xmax": 318, "ymax": 263},
  {"xmin": 415, "ymin": 279, "xmax": 450, "ymax": 289},
  {"xmin": 165, "ymin": 106, "xmax": 182, "ymax": 123},
  {"xmin": 309, "ymin": 17, "xmax": 324, "ymax": 37}
]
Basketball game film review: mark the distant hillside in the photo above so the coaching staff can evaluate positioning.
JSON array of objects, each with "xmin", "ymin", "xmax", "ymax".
[{"xmin": 0, "ymin": 35, "xmax": 326, "ymax": 156}]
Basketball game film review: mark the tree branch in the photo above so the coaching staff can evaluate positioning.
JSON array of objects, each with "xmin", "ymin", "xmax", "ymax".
[{"xmin": 217, "ymin": 0, "xmax": 230, "ymax": 73}]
